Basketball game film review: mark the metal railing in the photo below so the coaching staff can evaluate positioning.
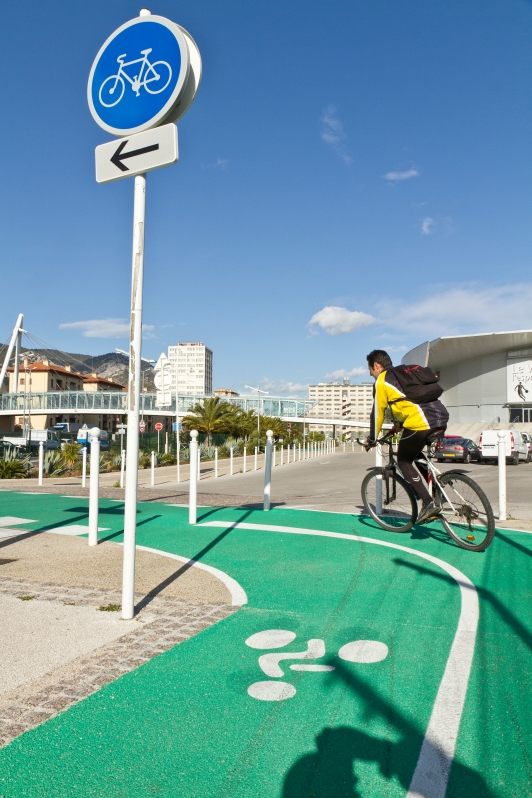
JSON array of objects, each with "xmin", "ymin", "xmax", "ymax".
[{"xmin": 0, "ymin": 391, "xmax": 318, "ymax": 418}]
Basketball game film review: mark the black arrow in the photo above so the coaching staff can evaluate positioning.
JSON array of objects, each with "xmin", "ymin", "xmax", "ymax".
[{"xmin": 111, "ymin": 140, "xmax": 160, "ymax": 172}]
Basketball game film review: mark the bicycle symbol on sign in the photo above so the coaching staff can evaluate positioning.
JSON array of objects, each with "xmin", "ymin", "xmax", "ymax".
[{"xmin": 99, "ymin": 49, "xmax": 172, "ymax": 108}]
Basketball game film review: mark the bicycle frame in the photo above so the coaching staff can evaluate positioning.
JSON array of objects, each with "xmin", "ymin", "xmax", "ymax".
[
  {"xmin": 372, "ymin": 432, "xmax": 463, "ymax": 515},
  {"xmin": 114, "ymin": 50, "xmax": 158, "ymax": 93}
]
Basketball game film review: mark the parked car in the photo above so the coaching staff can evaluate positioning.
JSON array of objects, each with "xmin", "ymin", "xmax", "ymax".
[
  {"xmin": 522, "ymin": 432, "xmax": 531, "ymax": 459},
  {"xmin": 435, "ymin": 436, "xmax": 480, "ymax": 464},
  {"xmin": 478, "ymin": 429, "xmax": 529, "ymax": 464}
]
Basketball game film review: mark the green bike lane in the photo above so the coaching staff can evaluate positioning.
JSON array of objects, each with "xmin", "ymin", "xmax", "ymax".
[{"xmin": 0, "ymin": 491, "xmax": 531, "ymax": 797}]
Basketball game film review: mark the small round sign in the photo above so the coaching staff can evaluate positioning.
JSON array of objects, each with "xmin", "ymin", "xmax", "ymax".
[
  {"xmin": 139, "ymin": 420, "xmax": 147, "ymax": 433},
  {"xmin": 87, "ymin": 14, "xmax": 201, "ymax": 136},
  {"xmin": 155, "ymin": 422, "xmax": 163, "ymax": 432}
]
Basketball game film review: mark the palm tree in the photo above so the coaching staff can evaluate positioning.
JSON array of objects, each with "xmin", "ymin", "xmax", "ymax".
[{"xmin": 181, "ymin": 397, "xmax": 236, "ymax": 444}]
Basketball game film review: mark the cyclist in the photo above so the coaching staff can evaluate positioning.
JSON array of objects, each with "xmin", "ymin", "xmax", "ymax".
[{"xmin": 364, "ymin": 349, "xmax": 449, "ymax": 524}]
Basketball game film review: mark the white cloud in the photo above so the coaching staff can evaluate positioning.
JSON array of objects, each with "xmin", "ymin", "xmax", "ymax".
[
  {"xmin": 320, "ymin": 106, "xmax": 352, "ymax": 164},
  {"xmin": 377, "ymin": 283, "xmax": 532, "ymax": 338},
  {"xmin": 308, "ymin": 306, "xmax": 376, "ymax": 336},
  {"xmin": 384, "ymin": 169, "xmax": 419, "ymax": 181},
  {"xmin": 421, "ymin": 217, "xmax": 436, "ymax": 234},
  {"xmin": 201, "ymin": 158, "xmax": 229, "ymax": 170},
  {"xmin": 59, "ymin": 319, "xmax": 155, "ymax": 339},
  {"xmin": 325, "ymin": 366, "xmax": 367, "ymax": 380},
  {"xmin": 251, "ymin": 378, "xmax": 308, "ymax": 396},
  {"xmin": 386, "ymin": 345, "xmax": 408, "ymax": 353}
]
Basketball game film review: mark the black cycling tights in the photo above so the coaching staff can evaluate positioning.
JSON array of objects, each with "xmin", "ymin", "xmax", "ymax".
[{"xmin": 397, "ymin": 429, "xmax": 435, "ymax": 503}]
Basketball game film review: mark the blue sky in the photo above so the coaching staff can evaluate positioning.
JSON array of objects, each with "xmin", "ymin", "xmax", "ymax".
[{"xmin": 2, "ymin": 0, "xmax": 532, "ymax": 394}]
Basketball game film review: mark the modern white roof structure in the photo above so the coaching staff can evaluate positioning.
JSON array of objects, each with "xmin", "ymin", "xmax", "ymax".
[{"xmin": 402, "ymin": 330, "xmax": 532, "ymax": 370}]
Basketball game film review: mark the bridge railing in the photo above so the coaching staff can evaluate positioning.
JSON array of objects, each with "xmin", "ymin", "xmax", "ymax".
[{"xmin": 0, "ymin": 391, "xmax": 318, "ymax": 418}]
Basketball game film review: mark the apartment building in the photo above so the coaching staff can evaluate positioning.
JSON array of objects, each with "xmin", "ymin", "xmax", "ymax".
[
  {"xmin": 308, "ymin": 379, "xmax": 374, "ymax": 437},
  {"xmin": 168, "ymin": 342, "xmax": 213, "ymax": 396}
]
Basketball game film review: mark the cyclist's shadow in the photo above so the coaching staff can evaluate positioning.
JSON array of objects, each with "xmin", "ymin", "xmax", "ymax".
[{"xmin": 282, "ymin": 726, "xmax": 494, "ymax": 797}]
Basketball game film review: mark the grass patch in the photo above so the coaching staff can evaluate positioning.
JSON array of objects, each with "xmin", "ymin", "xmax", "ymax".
[
  {"xmin": 98, "ymin": 603, "xmax": 121, "ymax": 612},
  {"xmin": 18, "ymin": 595, "xmax": 34, "ymax": 601}
]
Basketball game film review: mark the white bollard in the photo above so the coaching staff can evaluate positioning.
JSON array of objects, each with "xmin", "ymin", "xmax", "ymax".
[
  {"xmin": 298, "ymin": 444, "xmax": 301, "ymax": 462},
  {"xmin": 120, "ymin": 449, "xmax": 125, "ymax": 489},
  {"xmin": 230, "ymin": 447, "xmax": 234, "ymax": 476},
  {"xmin": 88, "ymin": 427, "xmax": 100, "ymax": 546},
  {"xmin": 165, "ymin": 432, "xmax": 168, "ymax": 455},
  {"xmin": 151, "ymin": 451, "xmax": 155, "ymax": 486},
  {"xmin": 352, "ymin": 441, "xmax": 354, "ymax": 452},
  {"xmin": 264, "ymin": 430, "xmax": 273, "ymax": 511},
  {"xmin": 82, "ymin": 446, "xmax": 87, "ymax": 488},
  {"xmin": 375, "ymin": 443, "xmax": 383, "ymax": 516},
  {"xmin": 343, "ymin": 442, "xmax": 346, "ymax": 452},
  {"xmin": 273, "ymin": 446, "xmax": 277, "ymax": 467},
  {"xmin": 287, "ymin": 444, "xmax": 290, "ymax": 465},
  {"xmin": 281, "ymin": 445, "xmax": 284, "ymax": 466},
  {"xmin": 176, "ymin": 430, "xmax": 180, "ymax": 484},
  {"xmin": 189, "ymin": 430, "xmax": 198, "ymax": 524},
  {"xmin": 498, "ymin": 430, "xmax": 507, "ymax": 521},
  {"xmin": 198, "ymin": 448, "xmax": 201, "ymax": 480},
  {"xmin": 38, "ymin": 440, "xmax": 44, "ymax": 487},
  {"xmin": 243, "ymin": 445, "xmax": 246, "ymax": 474},
  {"xmin": 254, "ymin": 446, "xmax": 258, "ymax": 470},
  {"xmin": 215, "ymin": 447, "xmax": 218, "ymax": 478}
]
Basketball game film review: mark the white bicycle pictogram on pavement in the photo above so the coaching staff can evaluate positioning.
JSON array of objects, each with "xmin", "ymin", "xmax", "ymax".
[
  {"xmin": 99, "ymin": 49, "xmax": 172, "ymax": 107},
  {"xmin": 245, "ymin": 629, "xmax": 388, "ymax": 701}
]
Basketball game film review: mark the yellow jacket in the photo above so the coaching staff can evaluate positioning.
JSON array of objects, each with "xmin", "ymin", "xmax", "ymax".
[{"xmin": 370, "ymin": 369, "xmax": 449, "ymax": 439}]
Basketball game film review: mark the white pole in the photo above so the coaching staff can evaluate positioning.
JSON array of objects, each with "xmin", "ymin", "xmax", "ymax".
[
  {"xmin": 122, "ymin": 172, "xmax": 146, "ymax": 620},
  {"xmin": 82, "ymin": 446, "xmax": 87, "ymax": 488},
  {"xmin": 197, "ymin": 447, "xmax": 201, "ymax": 480},
  {"xmin": 298, "ymin": 444, "xmax": 301, "ymax": 462},
  {"xmin": 88, "ymin": 427, "xmax": 100, "ymax": 546},
  {"xmin": 230, "ymin": 447, "xmax": 234, "ymax": 476},
  {"xmin": 343, "ymin": 441, "xmax": 346, "ymax": 452},
  {"xmin": 281, "ymin": 445, "xmax": 284, "ymax": 466},
  {"xmin": 293, "ymin": 443, "xmax": 296, "ymax": 462},
  {"xmin": 264, "ymin": 430, "xmax": 273, "ymax": 511},
  {"xmin": 0, "ymin": 313, "xmax": 23, "ymax": 392},
  {"xmin": 165, "ymin": 431, "xmax": 168, "ymax": 454},
  {"xmin": 120, "ymin": 449, "xmax": 125, "ymax": 489},
  {"xmin": 273, "ymin": 445, "xmax": 276, "ymax": 467},
  {"xmin": 498, "ymin": 430, "xmax": 507, "ymax": 521},
  {"xmin": 215, "ymin": 446, "xmax": 218, "ymax": 478},
  {"xmin": 176, "ymin": 416, "xmax": 180, "ymax": 484},
  {"xmin": 38, "ymin": 440, "xmax": 43, "ymax": 487},
  {"xmin": 151, "ymin": 451, "xmax": 155, "ymax": 486},
  {"xmin": 375, "ymin": 443, "xmax": 383, "ymax": 516},
  {"xmin": 243, "ymin": 444, "xmax": 246, "ymax": 474},
  {"xmin": 189, "ymin": 430, "xmax": 198, "ymax": 524},
  {"xmin": 254, "ymin": 446, "xmax": 258, "ymax": 470}
]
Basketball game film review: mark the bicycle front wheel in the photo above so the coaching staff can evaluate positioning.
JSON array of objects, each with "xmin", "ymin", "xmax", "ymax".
[
  {"xmin": 361, "ymin": 470, "xmax": 417, "ymax": 532},
  {"xmin": 436, "ymin": 472, "xmax": 495, "ymax": 551},
  {"xmin": 144, "ymin": 61, "xmax": 172, "ymax": 94}
]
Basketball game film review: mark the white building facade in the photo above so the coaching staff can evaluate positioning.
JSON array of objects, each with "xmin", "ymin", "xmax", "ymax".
[
  {"xmin": 308, "ymin": 380, "xmax": 374, "ymax": 436},
  {"xmin": 168, "ymin": 342, "xmax": 213, "ymax": 396}
]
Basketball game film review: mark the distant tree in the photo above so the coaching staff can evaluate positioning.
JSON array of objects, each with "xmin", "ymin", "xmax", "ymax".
[{"xmin": 181, "ymin": 397, "xmax": 236, "ymax": 444}]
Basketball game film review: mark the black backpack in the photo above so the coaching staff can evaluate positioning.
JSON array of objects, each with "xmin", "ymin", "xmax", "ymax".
[{"xmin": 388, "ymin": 364, "xmax": 443, "ymax": 405}]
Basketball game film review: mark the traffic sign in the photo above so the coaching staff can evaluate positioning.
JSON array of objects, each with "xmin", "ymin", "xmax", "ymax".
[
  {"xmin": 139, "ymin": 420, "xmax": 146, "ymax": 433},
  {"xmin": 87, "ymin": 14, "xmax": 201, "ymax": 136},
  {"xmin": 95, "ymin": 124, "xmax": 178, "ymax": 183},
  {"xmin": 155, "ymin": 422, "xmax": 163, "ymax": 432}
]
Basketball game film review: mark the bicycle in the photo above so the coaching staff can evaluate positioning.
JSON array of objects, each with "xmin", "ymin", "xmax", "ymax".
[
  {"xmin": 360, "ymin": 430, "xmax": 495, "ymax": 551},
  {"xmin": 99, "ymin": 49, "xmax": 172, "ymax": 108}
]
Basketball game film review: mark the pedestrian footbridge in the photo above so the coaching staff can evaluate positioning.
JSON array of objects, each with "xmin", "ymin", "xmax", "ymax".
[{"xmin": 0, "ymin": 391, "xmax": 369, "ymax": 429}]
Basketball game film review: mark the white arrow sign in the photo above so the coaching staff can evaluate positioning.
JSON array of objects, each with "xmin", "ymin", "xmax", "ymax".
[
  {"xmin": 95, "ymin": 124, "xmax": 178, "ymax": 184},
  {"xmin": 154, "ymin": 352, "xmax": 173, "ymax": 407}
]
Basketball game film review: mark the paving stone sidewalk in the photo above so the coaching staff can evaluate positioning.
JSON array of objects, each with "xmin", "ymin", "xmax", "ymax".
[{"xmin": 0, "ymin": 577, "xmax": 237, "ymax": 748}]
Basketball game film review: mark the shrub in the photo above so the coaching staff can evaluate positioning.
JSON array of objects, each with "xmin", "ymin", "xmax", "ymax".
[
  {"xmin": 161, "ymin": 453, "xmax": 176, "ymax": 465},
  {"xmin": 62, "ymin": 442, "xmax": 82, "ymax": 469},
  {"xmin": 43, "ymin": 451, "xmax": 67, "ymax": 477},
  {"xmin": 139, "ymin": 453, "xmax": 151, "ymax": 469},
  {"xmin": 0, "ymin": 460, "xmax": 27, "ymax": 479}
]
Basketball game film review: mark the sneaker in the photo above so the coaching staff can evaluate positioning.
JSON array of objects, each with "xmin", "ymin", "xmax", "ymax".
[{"xmin": 417, "ymin": 500, "xmax": 440, "ymax": 525}]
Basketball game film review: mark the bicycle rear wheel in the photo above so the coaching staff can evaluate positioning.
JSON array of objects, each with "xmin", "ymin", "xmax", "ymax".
[
  {"xmin": 361, "ymin": 469, "xmax": 417, "ymax": 532},
  {"xmin": 436, "ymin": 472, "xmax": 495, "ymax": 551}
]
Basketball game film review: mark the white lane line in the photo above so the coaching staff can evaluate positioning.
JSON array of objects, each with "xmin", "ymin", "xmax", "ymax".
[
  {"xmin": 199, "ymin": 519, "xmax": 478, "ymax": 798},
  {"xmin": 0, "ymin": 516, "xmax": 37, "ymax": 526},
  {"xmin": 45, "ymin": 525, "xmax": 110, "ymax": 536},
  {"xmin": 131, "ymin": 544, "xmax": 248, "ymax": 608}
]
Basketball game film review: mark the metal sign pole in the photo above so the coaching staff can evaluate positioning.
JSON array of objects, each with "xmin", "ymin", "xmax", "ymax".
[{"xmin": 122, "ymin": 173, "xmax": 146, "ymax": 620}]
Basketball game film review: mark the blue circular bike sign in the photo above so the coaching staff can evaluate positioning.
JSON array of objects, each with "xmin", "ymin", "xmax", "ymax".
[{"xmin": 88, "ymin": 15, "xmax": 191, "ymax": 136}]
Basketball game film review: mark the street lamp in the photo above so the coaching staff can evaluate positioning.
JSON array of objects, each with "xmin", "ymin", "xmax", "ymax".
[{"xmin": 245, "ymin": 384, "xmax": 270, "ymax": 439}]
